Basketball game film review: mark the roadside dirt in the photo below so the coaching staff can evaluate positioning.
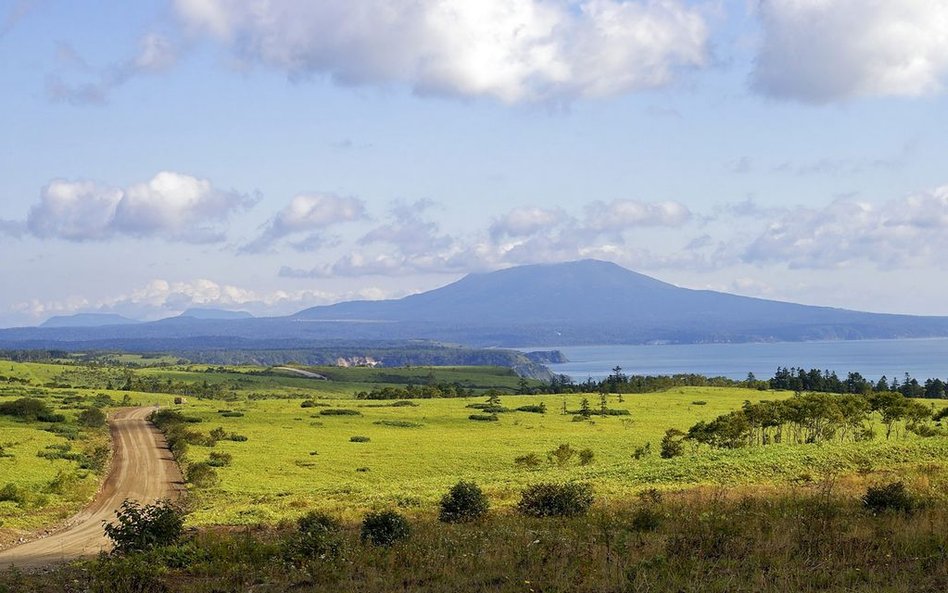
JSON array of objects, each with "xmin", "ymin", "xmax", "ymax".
[{"xmin": 0, "ymin": 407, "xmax": 184, "ymax": 569}]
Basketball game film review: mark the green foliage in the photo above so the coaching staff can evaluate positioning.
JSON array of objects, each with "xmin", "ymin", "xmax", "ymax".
[
  {"xmin": 186, "ymin": 462, "xmax": 220, "ymax": 488},
  {"xmin": 360, "ymin": 510, "xmax": 410, "ymax": 546},
  {"xmin": 514, "ymin": 453, "xmax": 542, "ymax": 469},
  {"xmin": 517, "ymin": 482, "xmax": 594, "ymax": 517},
  {"xmin": 660, "ymin": 429, "xmax": 685, "ymax": 458},
  {"xmin": 87, "ymin": 552, "xmax": 168, "ymax": 593},
  {"xmin": 206, "ymin": 451, "xmax": 232, "ymax": 467},
  {"xmin": 439, "ymin": 481, "xmax": 489, "ymax": 524},
  {"xmin": 373, "ymin": 420, "xmax": 423, "ymax": 428},
  {"xmin": 632, "ymin": 442, "xmax": 652, "ymax": 460},
  {"xmin": 0, "ymin": 397, "xmax": 64, "ymax": 422},
  {"xmin": 319, "ymin": 409, "xmax": 362, "ymax": 416},
  {"xmin": 578, "ymin": 448, "xmax": 595, "ymax": 466},
  {"xmin": 468, "ymin": 414, "xmax": 498, "ymax": 422},
  {"xmin": 286, "ymin": 510, "xmax": 343, "ymax": 561},
  {"xmin": 515, "ymin": 404, "xmax": 547, "ymax": 414},
  {"xmin": 0, "ymin": 482, "xmax": 24, "ymax": 504},
  {"xmin": 77, "ymin": 407, "xmax": 107, "ymax": 428},
  {"xmin": 862, "ymin": 481, "xmax": 914, "ymax": 514},
  {"xmin": 349, "ymin": 435, "xmax": 370, "ymax": 443},
  {"xmin": 103, "ymin": 499, "xmax": 185, "ymax": 554},
  {"xmin": 547, "ymin": 443, "xmax": 576, "ymax": 467}
]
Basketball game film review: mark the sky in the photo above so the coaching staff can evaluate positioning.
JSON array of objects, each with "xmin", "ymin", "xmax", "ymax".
[{"xmin": 2, "ymin": 0, "xmax": 948, "ymax": 327}]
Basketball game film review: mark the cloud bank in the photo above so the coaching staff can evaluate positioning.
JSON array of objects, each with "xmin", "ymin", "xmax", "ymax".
[
  {"xmin": 173, "ymin": 0, "xmax": 709, "ymax": 103},
  {"xmin": 753, "ymin": 0, "xmax": 948, "ymax": 102},
  {"xmin": 25, "ymin": 171, "xmax": 256, "ymax": 242}
]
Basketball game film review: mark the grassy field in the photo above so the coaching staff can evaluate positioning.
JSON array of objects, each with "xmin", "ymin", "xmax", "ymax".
[{"xmin": 1, "ymin": 358, "xmax": 947, "ymax": 532}]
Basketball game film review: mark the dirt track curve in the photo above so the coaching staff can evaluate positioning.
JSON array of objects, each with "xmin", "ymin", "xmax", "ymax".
[{"xmin": 0, "ymin": 406, "xmax": 184, "ymax": 569}]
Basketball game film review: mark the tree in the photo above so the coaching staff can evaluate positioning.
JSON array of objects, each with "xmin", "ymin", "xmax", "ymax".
[
  {"xmin": 439, "ymin": 481, "xmax": 489, "ymax": 523},
  {"xmin": 78, "ymin": 407, "xmax": 107, "ymax": 428},
  {"xmin": 579, "ymin": 398, "xmax": 592, "ymax": 419}
]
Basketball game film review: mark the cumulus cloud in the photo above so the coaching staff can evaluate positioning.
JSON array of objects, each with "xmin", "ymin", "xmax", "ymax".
[
  {"xmin": 242, "ymin": 193, "xmax": 366, "ymax": 253},
  {"xmin": 583, "ymin": 199, "xmax": 691, "ymax": 231},
  {"xmin": 283, "ymin": 197, "xmax": 702, "ymax": 278},
  {"xmin": 743, "ymin": 186, "xmax": 948, "ymax": 269},
  {"xmin": 753, "ymin": 0, "xmax": 948, "ymax": 102},
  {"xmin": 489, "ymin": 206, "xmax": 566, "ymax": 239},
  {"xmin": 47, "ymin": 33, "xmax": 178, "ymax": 105},
  {"xmin": 172, "ymin": 0, "xmax": 709, "ymax": 103},
  {"xmin": 25, "ymin": 171, "xmax": 255, "ymax": 242}
]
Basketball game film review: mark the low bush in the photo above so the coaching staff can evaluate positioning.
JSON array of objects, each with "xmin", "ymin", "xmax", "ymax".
[
  {"xmin": 374, "ymin": 420, "xmax": 423, "ymax": 428},
  {"xmin": 361, "ymin": 510, "xmax": 410, "ymax": 546},
  {"xmin": 514, "ymin": 453, "xmax": 542, "ymax": 469},
  {"xmin": 0, "ymin": 397, "xmax": 63, "ymax": 422},
  {"xmin": 548, "ymin": 443, "xmax": 576, "ymax": 467},
  {"xmin": 516, "ymin": 404, "xmax": 547, "ymax": 414},
  {"xmin": 633, "ymin": 442, "xmax": 652, "ymax": 460},
  {"xmin": 350, "ymin": 436, "xmax": 370, "ymax": 443},
  {"xmin": 207, "ymin": 451, "xmax": 233, "ymax": 467},
  {"xmin": 320, "ymin": 409, "xmax": 362, "ymax": 416},
  {"xmin": 77, "ymin": 407, "xmax": 107, "ymax": 428},
  {"xmin": 439, "ymin": 481, "xmax": 489, "ymax": 523},
  {"xmin": 186, "ymin": 462, "xmax": 220, "ymax": 488},
  {"xmin": 468, "ymin": 414, "xmax": 498, "ymax": 422},
  {"xmin": 219, "ymin": 411, "xmax": 244, "ymax": 418},
  {"xmin": 578, "ymin": 448, "xmax": 595, "ymax": 466},
  {"xmin": 862, "ymin": 481, "xmax": 914, "ymax": 514},
  {"xmin": 0, "ymin": 482, "xmax": 23, "ymax": 504},
  {"xmin": 517, "ymin": 482, "xmax": 594, "ymax": 518},
  {"xmin": 228, "ymin": 433, "xmax": 248, "ymax": 442},
  {"xmin": 103, "ymin": 499, "xmax": 185, "ymax": 554},
  {"xmin": 286, "ymin": 511, "xmax": 343, "ymax": 560}
]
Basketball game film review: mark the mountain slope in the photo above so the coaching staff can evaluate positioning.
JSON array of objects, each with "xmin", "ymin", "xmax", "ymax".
[{"xmin": 6, "ymin": 260, "xmax": 948, "ymax": 348}]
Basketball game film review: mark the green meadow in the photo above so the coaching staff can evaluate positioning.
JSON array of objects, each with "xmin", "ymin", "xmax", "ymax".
[{"xmin": 1, "ymin": 358, "xmax": 947, "ymax": 531}]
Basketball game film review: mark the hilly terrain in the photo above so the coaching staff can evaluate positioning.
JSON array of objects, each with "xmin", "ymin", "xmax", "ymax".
[{"xmin": 5, "ymin": 259, "xmax": 948, "ymax": 349}]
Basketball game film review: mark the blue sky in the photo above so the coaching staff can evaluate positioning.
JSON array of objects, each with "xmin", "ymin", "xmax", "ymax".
[{"xmin": 2, "ymin": 0, "xmax": 948, "ymax": 326}]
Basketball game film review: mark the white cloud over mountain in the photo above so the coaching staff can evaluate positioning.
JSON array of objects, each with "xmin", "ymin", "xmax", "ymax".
[
  {"xmin": 753, "ymin": 0, "xmax": 948, "ymax": 102},
  {"xmin": 242, "ymin": 193, "xmax": 367, "ymax": 253},
  {"xmin": 172, "ymin": 0, "xmax": 709, "ymax": 103},
  {"xmin": 25, "ymin": 172, "xmax": 255, "ymax": 242}
]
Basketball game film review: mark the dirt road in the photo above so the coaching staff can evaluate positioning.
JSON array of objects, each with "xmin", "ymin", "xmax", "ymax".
[{"xmin": 0, "ymin": 407, "xmax": 184, "ymax": 568}]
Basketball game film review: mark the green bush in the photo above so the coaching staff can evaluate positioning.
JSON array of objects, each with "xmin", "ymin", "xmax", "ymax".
[
  {"xmin": 514, "ymin": 453, "xmax": 542, "ymax": 469},
  {"xmin": 0, "ymin": 482, "xmax": 23, "ymax": 504},
  {"xmin": 374, "ymin": 420, "xmax": 423, "ymax": 428},
  {"xmin": 633, "ymin": 442, "xmax": 652, "ymax": 460},
  {"xmin": 0, "ymin": 397, "xmax": 61, "ymax": 422},
  {"xmin": 468, "ymin": 414, "xmax": 498, "ymax": 422},
  {"xmin": 516, "ymin": 482, "xmax": 594, "ymax": 518},
  {"xmin": 186, "ymin": 462, "xmax": 220, "ymax": 488},
  {"xmin": 219, "ymin": 411, "xmax": 244, "ymax": 418},
  {"xmin": 630, "ymin": 506, "xmax": 663, "ymax": 532},
  {"xmin": 207, "ymin": 451, "xmax": 233, "ymax": 467},
  {"xmin": 516, "ymin": 404, "xmax": 547, "ymax": 414},
  {"xmin": 660, "ymin": 429, "xmax": 685, "ymax": 459},
  {"xmin": 360, "ymin": 510, "xmax": 410, "ymax": 546},
  {"xmin": 286, "ymin": 511, "xmax": 343, "ymax": 560},
  {"xmin": 547, "ymin": 443, "xmax": 576, "ymax": 467},
  {"xmin": 228, "ymin": 433, "xmax": 248, "ymax": 442},
  {"xmin": 439, "ymin": 481, "xmax": 489, "ymax": 523},
  {"xmin": 103, "ymin": 499, "xmax": 185, "ymax": 554},
  {"xmin": 88, "ymin": 552, "xmax": 167, "ymax": 593},
  {"xmin": 320, "ymin": 409, "xmax": 362, "ymax": 416},
  {"xmin": 77, "ymin": 407, "xmax": 107, "ymax": 428},
  {"xmin": 300, "ymin": 400, "xmax": 317, "ymax": 408},
  {"xmin": 578, "ymin": 448, "xmax": 595, "ymax": 466},
  {"xmin": 862, "ymin": 481, "xmax": 914, "ymax": 514},
  {"xmin": 350, "ymin": 436, "xmax": 370, "ymax": 443}
]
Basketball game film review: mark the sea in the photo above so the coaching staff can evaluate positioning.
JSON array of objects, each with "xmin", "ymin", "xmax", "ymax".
[{"xmin": 516, "ymin": 338, "xmax": 948, "ymax": 382}]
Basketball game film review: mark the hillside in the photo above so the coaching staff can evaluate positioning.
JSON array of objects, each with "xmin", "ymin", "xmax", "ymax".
[{"xmin": 6, "ymin": 260, "xmax": 948, "ymax": 348}]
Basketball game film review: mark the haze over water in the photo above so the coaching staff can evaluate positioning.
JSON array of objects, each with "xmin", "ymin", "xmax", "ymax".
[{"xmin": 521, "ymin": 338, "xmax": 948, "ymax": 382}]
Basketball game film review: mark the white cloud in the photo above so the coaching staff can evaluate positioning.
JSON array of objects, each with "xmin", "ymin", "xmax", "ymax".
[
  {"xmin": 489, "ymin": 206, "xmax": 566, "ymax": 238},
  {"xmin": 753, "ymin": 0, "xmax": 948, "ymax": 102},
  {"xmin": 25, "ymin": 171, "xmax": 255, "ymax": 242},
  {"xmin": 583, "ymin": 199, "xmax": 691, "ymax": 231},
  {"xmin": 242, "ymin": 193, "xmax": 366, "ymax": 253},
  {"xmin": 47, "ymin": 33, "xmax": 178, "ymax": 105},
  {"xmin": 173, "ymin": 0, "xmax": 709, "ymax": 103},
  {"xmin": 743, "ymin": 186, "xmax": 948, "ymax": 268}
]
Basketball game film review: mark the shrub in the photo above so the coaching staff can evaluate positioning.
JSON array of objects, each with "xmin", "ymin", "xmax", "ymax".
[
  {"xmin": 633, "ymin": 442, "xmax": 652, "ymax": 460},
  {"xmin": 0, "ymin": 397, "xmax": 56, "ymax": 422},
  {"xmin": 516, "ymin": 404, "xmax": 547, "ymax": 414},
  {"xmin": 88, "ymin": 552, "xmax": 167, "ymax": 593},
  {"xmin": 514, "ymin": 453, "xmax": 542, "ymax": 469},
  {"xmin": 630, "ymin": 506, "xmax": 662, "ymax": 532},
  {"xmin": 186, "ymin": 462, "xmax": 219, "ymax": 488},
  {"xmin": 517, "ymin": 482, "xmax": 594, "ymax": 518},
  {"xmin": 300, "ymin": 400, "xmax": 317, "ymax": 408},
  {"xmin": 228, "ymin": 433, "xmax": 248, "ymax": 442},
  {"xmin": 360, "ymin": 510, "xmax": 410, "ymax": 546},
  {"xmin": 220, "ymin": 411, "xmax": 244, "ymax": 418},
  {"xmin": 439, "ymin": 481, "xmax": 489, "ymax": 523},
  {"xmin": 207, "ymin": 451, "xmax": 233, "ymax": 467},
  {"xmin": 103, "ymin": 499, "xmax": 185, "ymax": 554},
  {"xmin": 578, "ymin": 448, "xmax": 595, "ymax": 466},
  {"xmin": 287, "ymin": 511, "xmax": 343, "ymax": 560},
  {"xmin": 373, "ymin": 420, "xmax": 423, "ymax": 428},
  {"xmin": 691, "ymin": 400, "xmax": 708, "ymax": 406},
  {"xmin": 547, "ymin": 443, "xmax": 576, "ymax": 467},
  {"xmin": 77, "ymin": 407, "xmax": 107, "ymax": 428},
  {"xmin": 862, "ymin": 481, "xmax": 914, "ymax": 514},
  {"xmin": 660, "ymin": 429, "xmax": 685, "ymax": 459},
  {"xmin": 350, "ymin": 436, "xmax": 370, "ymax": 443},
  {"xmin": 390, "ymin": 400, "xmax": 418, "ymax": 407},
  {"xmin": 209, "ymin": 427, "xmax": 227, "ymax": 441},
  {"xmin": 468, "ymin": 414, "xmax": 498, "ymax": 422},
  {"xmin": 0, "ymin": 482, "xmax": 23, "ymax": 504},
  {"xmin": 320, "ymin": 409, "xmax": 361, "ymax": 416}
]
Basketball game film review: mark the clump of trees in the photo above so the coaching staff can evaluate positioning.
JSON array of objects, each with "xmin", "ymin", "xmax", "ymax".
[
  {"xmin": 661, "ymin": 391, "xmax": 939, "ymax": 458},
  {"xmin": 354, "ymin": 383, "xmax": 475, "ymax": 400},
  {"xmin": 0, "ymin": 397, "xmax": 65, "ymax": 423}
]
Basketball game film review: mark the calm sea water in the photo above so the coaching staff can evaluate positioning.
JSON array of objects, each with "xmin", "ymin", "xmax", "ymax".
[{"xmin": 518, "ymin": 338, "xmax": 948, "ymax": 382}]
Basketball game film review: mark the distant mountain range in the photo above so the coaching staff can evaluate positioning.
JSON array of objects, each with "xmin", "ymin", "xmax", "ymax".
[{"xmin": 7, "ymin": 260, "xmax": 948, "ymax": 350}]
